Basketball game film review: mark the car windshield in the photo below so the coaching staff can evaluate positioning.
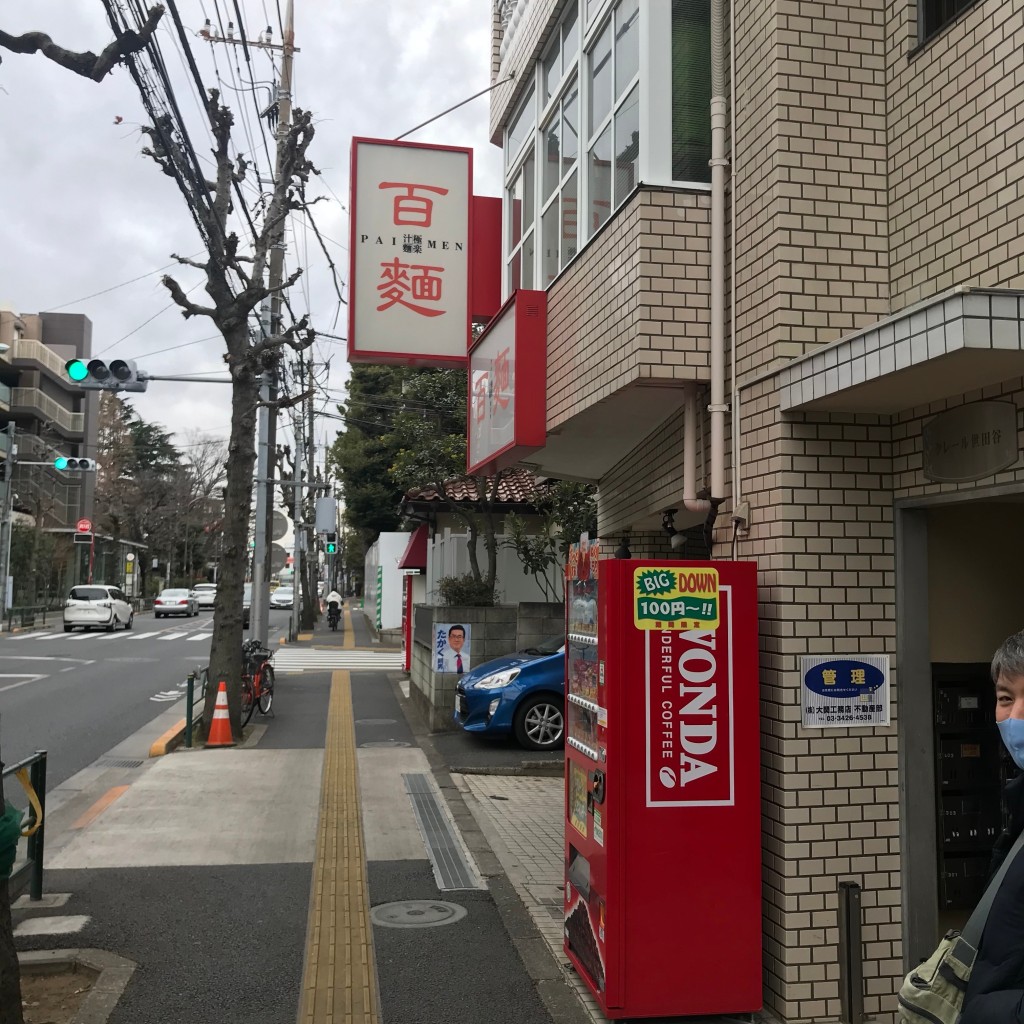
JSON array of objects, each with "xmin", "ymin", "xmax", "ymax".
[
  {"xmin": 524, "ymin": 635, "xmax": 565, "ymax": 656},
  {"xmin": 161, "ymin": 590, "xmax": 189, "ymax": 598},
  {"xmin": 276, "ymin": 588, "xmax": 293, "ymax": 596},
  {"xmin": 69, "ymin": 587, "xmax": 110, "ymax": 602}
]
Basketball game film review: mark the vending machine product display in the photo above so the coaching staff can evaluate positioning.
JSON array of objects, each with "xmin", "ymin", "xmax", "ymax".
[{"xmin": 564, "ymin": 540, "xmax": 762, "ymax": 1019}]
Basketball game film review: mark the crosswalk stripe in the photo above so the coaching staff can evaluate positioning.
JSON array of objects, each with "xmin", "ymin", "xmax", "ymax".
[
  {"xmin": 272, "ymin": 649, "xmax": 405, "ymax": 673},
  {"xmin": 160, "ymin": 632, "xmax": 188, "ymax": 640},
  {"xmin": 186, "ymin": 632, "xmax": 211, "ymax": 641},
  {"xmin": 127, "ymin": 631, "xmax": 161, "ymax": 640}
]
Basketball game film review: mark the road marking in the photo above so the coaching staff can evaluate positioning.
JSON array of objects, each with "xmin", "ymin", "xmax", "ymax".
[
  {"xmin": 71, "ymin": 785, "xmax": 130, "ymax": 829},
  {"xmin": 64, "ymin": 632, "xmax": 106, "ymax": 641},
  {"xmin": 0, "ymin": 656, "xmax": 93, "ymax": 663},
  {"xmin": 0, "ymin": 674, "xmax": 47, "ymax": 694},
  {"xmin": 150, "ymin": 690, "xmax": 182, "ymax": 702},
  {"xmin": 96, "ymin": 631, "xmax": 131, "ymax": 640},
  {"xmin": 127, "ymin": 632, "xmax": 161, "ymax": 640},
  {"xmin": 14, "ymin": 916, "xmax": 91, "ymax": 937},
  {"xmin": 186, "ymin": 632, "xmax": 212, "ymax": 641},
  {"xmin": 160, "ymin": 632, "xmax": 189, "ymax": 640}
]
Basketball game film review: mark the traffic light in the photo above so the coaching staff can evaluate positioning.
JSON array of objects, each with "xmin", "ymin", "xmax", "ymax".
[
  {"xmin": 326, "ymin": 531, "xmax": 337, "ymax": 555},
  {"xmin": 65, "ymin": 357, "xmax": 148, "ymax": 392},
  {"xmin": 54, "ymin": 457, "xmax": 97, "ymax": 472}
]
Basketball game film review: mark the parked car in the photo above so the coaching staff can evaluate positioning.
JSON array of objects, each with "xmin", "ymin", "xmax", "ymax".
[
  {"xmin": 191, "ymin": 583, "xmax": 217, "ymax": 609},
  {"xmin": 454, "ymin": 635, "xmax": 565, "ymax": 750},
  {"xmin": 63, "ymin": 584, "xmax": 133, "ymax": 633},
  {"xmin": 269, "ymin": 586, "xmax": 294, "ymax": 610},
  {"xmin": 154, "ymin": 588, "xmax": 198, "ymax": 618}
]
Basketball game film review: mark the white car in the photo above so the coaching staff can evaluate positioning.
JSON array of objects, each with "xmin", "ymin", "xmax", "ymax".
[
  {"xmin": 64, "ymin": 584, "xmax": 133, "ymax": 633},
  {"xmin": 154, "ymin": 588, "xmax": 198, "ymax": 618},
  {"xmin": 269, "ymin": 587, "xmax": 294, "ymax": 609},
  {"xmin": 191, "ymin": 583, "xmax": 217, "ymax": 609}
]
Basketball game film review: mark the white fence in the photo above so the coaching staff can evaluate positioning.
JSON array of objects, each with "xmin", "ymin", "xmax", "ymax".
[{"xmin": 427, "ymin": 527, "xmax": 563, "ymax": 604}]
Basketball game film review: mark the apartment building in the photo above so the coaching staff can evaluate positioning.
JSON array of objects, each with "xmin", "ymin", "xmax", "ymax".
[
  {"xmin": 0, "ymin": 307, "xmax": 98, "ymax": 598},
  {"xmin": 490, "ymin": 1, "xmax": 1024, "ymax": 1020}
]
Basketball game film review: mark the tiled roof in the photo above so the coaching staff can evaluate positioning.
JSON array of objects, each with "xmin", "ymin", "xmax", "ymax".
[{"xmin": 404, "ymin": 467, "xmax": 539, "ymax": 505}]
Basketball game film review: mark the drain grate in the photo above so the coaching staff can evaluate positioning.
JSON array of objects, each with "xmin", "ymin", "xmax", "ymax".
[
  {"xmin": 360, "ymin": 740, "xmax": 410, "ymax": 748},
  {"xmin": 370, "ymin": 900, "xmax": 467, "ymax": 929},
  {"xmin": 402, "ymin": 773, "xmax": 484, "ymax": 891},
  {"xmin": 98, "ymin": 758, "xmax": 145, "ymax": 769}
]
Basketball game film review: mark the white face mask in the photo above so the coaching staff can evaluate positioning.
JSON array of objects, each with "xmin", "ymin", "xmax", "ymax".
[{"xmin": 998, "ymin": 718, "xmax": 1024, "ymax": 771}]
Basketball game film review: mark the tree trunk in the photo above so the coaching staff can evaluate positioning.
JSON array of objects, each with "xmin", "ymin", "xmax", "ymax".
[{"xmin": 201, "ymin": 346, "xmax": 259, "ymax": 742}]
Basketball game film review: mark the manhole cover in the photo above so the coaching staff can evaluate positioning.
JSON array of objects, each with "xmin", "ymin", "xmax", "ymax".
[
  {"xmin": 359, "ymin": 740, "xmax": 410, "ymax": 748},
  {"xmin": 356, "ymin": 718, "xmax": 397, "ymax": 726},
  {"xmin": 370, "ymin": 901, "xmax": 467, "ymax": 929}
]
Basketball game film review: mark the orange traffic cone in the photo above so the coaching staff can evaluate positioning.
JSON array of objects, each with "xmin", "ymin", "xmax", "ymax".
[{"xmin": 205, "ymin": 680, "xmax": 236, "ymax": 748}]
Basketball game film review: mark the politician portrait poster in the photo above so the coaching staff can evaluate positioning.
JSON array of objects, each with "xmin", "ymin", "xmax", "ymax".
[{"xmin": 434, "ymin": 623, "xmax": 472, "ymax": 674}]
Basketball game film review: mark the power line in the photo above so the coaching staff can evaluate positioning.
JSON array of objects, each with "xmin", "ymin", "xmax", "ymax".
[{"xmin": 40, "ymin": 254, "xmax": 205, "ymax": 312}]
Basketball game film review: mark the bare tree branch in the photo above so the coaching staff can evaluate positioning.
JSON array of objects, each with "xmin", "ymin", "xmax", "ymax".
[
  {"xmin": 161, "ymin": 274, "xmax": 216, "ymax": 319},
  {"xmin": 0, "ymin": 5, "xmax": 165, "ymax": 81},
  {"xmin": 171, "ymin": 252, "xmax": 209, "ymax": 271}
]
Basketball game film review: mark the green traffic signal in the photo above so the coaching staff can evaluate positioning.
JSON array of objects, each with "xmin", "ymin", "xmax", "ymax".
[
  {"xmin": 65, "ymin": 359, "xmax": 89, "ymax": 382},
  {"xmin": 326, "ymin": 542, "xmax": 337, "ymax": 554},
  {"xmin": 54, "ymin": 457, "xmax": 69, "ymax": 470}
]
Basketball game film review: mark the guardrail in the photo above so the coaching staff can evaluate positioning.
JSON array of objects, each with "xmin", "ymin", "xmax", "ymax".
[
  {"xmin": 4, "ymin": 605, "xmax": 51, "ymax": 632},
  {"xmin": 2, "ymin": 749, "xmax": 47, "ymax": 900},
  {"xmin": 184, "ymin": 667, "xmax": 209, "ymax": 748}
]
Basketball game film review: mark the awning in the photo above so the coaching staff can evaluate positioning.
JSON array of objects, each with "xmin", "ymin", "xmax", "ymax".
[
  {"xmin": 397, "ymin": 524, "xmax": 428, "ymax": 571},
  {"xmin": 779, "ymin": 288, "xmax": 1024, "ymax": 414}
]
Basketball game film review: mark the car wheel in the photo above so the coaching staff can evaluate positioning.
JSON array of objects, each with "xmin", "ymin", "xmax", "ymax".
[
  {"xmin": 156, "ymin": 613, "xmax": 163, "ymax": 619},
  {"xmin": 107, "ymin": 616, "xmax": 117, "ymax": 632},
  {"xmin": 63, "ymin": 625, "xmax": 72, "ymax": 633},
  {"xmin": 513, "ymin": 694, "xmax": 565, "ymax": 751},
  {"xmin": 125, "ymin": 613, "xmax": 134, "ymax": 631}
]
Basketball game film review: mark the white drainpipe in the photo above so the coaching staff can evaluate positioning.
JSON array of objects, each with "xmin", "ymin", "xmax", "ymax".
[{"xmin": 709, "ymin": 0, "xmax": 728, "ymax": 507}]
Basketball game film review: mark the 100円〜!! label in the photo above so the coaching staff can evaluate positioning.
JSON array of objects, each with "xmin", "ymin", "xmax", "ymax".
[{"xmin": 633, "ymin": 567, "xmax": 720, "ymax": 631}]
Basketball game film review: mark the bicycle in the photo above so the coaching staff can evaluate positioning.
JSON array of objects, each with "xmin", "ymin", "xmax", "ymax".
[{"xmin": 240, "ymin": 638, "xmax": 275, "ymax": 727}]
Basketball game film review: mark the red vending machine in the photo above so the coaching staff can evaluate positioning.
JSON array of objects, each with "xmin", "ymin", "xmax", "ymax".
[{"xmin": 564, "ymin": 540, "xmax": 762, "ymax": 1019}]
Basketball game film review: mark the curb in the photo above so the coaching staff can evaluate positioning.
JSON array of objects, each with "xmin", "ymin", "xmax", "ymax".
[
  {"xmin": 19, "ymin": 948, "xmax": 136, "ymax": 1024},
  {"xmin": 149, "ymin": 718, "xmax": 188, "ymax": 758}
]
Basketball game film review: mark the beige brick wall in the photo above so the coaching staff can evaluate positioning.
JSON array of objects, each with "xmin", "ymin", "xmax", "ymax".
[
  {"xmin": 547, "ymin": 189, "xmax": 712, "ymax": 431},
  {"xmin": 734, "ymin": 0, "xmax": 891, "ymax": 383},
  {"xmin": 887, "ymin": 0, "xmax": 1024, "ymax": 306}
]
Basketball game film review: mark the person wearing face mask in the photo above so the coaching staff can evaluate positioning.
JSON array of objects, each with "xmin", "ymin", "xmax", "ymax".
[{"xmin": 960, "ymin": 631, "xmax": 1024, "ymax": 1022}]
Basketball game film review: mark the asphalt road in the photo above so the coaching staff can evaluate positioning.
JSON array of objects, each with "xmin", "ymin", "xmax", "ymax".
[{"xmin": 0, "ymin": 608, "xmax": 292, "ymax": 787}]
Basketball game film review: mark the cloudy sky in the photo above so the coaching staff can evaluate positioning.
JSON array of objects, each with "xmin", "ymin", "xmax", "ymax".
[{"xmin": 0, "ymin": 1, "xmax": 502, "ymax": 463}]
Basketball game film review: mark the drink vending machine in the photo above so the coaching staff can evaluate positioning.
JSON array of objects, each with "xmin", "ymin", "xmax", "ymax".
[{"xmin": 563, "ymin": 539, "xmax": 762, "ymax": 1019}]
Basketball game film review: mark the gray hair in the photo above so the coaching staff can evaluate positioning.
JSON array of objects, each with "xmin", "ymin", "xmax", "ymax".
[{"xmin": 992, "ymin": 631, "xmax": 1024, "ymax": 683}]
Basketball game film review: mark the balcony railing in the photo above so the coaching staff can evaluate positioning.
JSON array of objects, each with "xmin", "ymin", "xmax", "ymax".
[
  {"xmin": 11, "ymin": 336, "xmax": 70, "ymax": 380},
  {"xmin": 10, "ymin": 388, "xmax": 84, "ymax": 434},
  {"xmin": 0, "ymin": 381, "xmax": 10, "ymax": 411}
]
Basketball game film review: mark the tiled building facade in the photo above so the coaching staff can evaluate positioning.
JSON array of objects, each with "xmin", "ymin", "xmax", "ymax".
[{"xmin": 489, "ymin": 1, "xmax": 1024, "ymax": 1021}]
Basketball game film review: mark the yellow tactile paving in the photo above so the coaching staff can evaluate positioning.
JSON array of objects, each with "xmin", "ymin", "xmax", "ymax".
[
  {"xmin": 343, "ymin": 606, "xmax": 354, "ymax": 650},
  {"xmin": 298, "ymin": 669, "xmax": 380, "ymax": 1024}
]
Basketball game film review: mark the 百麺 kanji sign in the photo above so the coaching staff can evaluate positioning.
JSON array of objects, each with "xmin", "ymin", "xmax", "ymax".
[{"xmin": 349, "ymin": 138, "xmax": 471, "ymax": 366}]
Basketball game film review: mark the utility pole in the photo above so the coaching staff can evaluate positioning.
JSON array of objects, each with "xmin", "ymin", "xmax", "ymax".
[
  {"xmin": 0, "ymin": 422, "xmax": 17, "ymax": 623},
  {"xmin": 247, "ymin": 0, "xmax": 296, "ymax": 645},
  {"xmin": 305, "ymin": 357, "xmax": 316, "ymax": 626}
]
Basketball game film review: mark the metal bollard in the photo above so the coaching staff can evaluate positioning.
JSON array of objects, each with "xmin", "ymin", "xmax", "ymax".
[
  {"xmin": 838, "ymin": 880, "xmax": 864, "ymax": 1024},
  {"xmin": 28, "ymin": 750, "xmax": 47, "ymax": 901},
  {"xmin": 185, "ymin": 672, "xmax": 196, "ymax": 748}
]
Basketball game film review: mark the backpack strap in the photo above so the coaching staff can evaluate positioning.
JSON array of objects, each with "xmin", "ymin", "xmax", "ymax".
[{"xmin": 962, "ymin": 826, "xmax": 1024, "ymax": 949}]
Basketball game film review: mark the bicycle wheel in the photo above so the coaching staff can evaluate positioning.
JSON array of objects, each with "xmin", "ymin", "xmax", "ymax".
[
  {"xmin": 240, "ymin": 677, "xmax": 256, "ymax": 727},
  {"xmin": 257, "ymin": 664, "xmax": 275, "ymax": 715}
]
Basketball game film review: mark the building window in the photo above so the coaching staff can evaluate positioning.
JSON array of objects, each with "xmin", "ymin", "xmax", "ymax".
[
  {"xmin": 507, "ymin": 150, "xmax": 536, "ymax": 291},
  {"xmin": 541, "ymin": 79, "xmax": 580, "ymax": 283},
  {"xmin": 920, "ymin": 0, "xmax": 980, "ymax": 42},
  {"xmin": 586, "ymin": 0, "xmax": 639, "ymax": 233},
  {"xmin": 671, "ymin": 0, "xmax": 711, "ymax": 183}
]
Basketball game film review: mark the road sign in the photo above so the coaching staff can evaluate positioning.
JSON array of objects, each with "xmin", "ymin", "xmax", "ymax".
[
  {"xmin": 73, "ymin": 532, "xmax": 93, "ymax": 545},
  {"xmin": 126, "ymin": 552, "xmax": 135, "ymax": 562},
  {"xmin": 76, "ymin": 518, "xmax": 92, "ymax": 533}
]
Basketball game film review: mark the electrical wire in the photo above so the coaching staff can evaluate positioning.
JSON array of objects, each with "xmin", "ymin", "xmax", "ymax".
[{"xmin": 41, "ymin": 254, "xmax": 205, "ymax": 312}]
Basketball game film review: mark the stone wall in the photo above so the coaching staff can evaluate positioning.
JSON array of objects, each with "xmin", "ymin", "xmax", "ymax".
[{"xmin": 410, "ymin": 602, "xmax": 562, "ymax": 731}]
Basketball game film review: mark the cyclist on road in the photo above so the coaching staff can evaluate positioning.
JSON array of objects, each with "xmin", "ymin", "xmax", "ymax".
[{"xmin": 324, "ymin": 589, "xmax": 342, "ymax": 629}]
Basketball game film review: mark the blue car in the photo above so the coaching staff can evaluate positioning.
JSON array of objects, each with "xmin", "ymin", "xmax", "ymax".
[{"xmin": 454, "ymin": 635, "xmax": 566, "ymax": 750}]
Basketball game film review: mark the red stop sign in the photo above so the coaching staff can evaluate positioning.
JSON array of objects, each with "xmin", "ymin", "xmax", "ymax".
[{"xmin": 77, "ymin": 519, "xmax": 92, "ymax": 533}]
